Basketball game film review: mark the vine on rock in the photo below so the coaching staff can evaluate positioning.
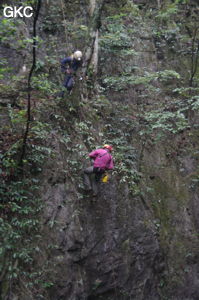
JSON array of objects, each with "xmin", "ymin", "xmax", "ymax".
[{"xmin": 20, "ymin": 0, "xmax": 42, "ymax": 169}]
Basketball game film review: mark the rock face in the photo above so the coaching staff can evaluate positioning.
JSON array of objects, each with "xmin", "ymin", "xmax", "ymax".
[
  {"xmin": 0, "ymin": 1, "xmax": 199, "ymax": 300},
  {"xmin": 37, "ymin": 133, "xmax": 198, "ymax": 300},
  {"xmin": 40, "ymin": 158, "xmax": 162, "ymax": 300}
]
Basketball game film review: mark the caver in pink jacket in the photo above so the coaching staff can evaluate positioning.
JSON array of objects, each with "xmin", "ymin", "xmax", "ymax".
[{"xmin": 89, "ymin": 148, "xmax": 114, "ymax": 170}]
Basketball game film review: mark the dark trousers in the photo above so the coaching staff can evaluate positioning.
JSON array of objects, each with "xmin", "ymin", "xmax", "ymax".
[
  {"xmin": 63, "ymin": 75, "xmax": 74, "ymax": 91},
  {"xmin": 83, "ymin": 166, "xmax": 104, "ymax": 195}
]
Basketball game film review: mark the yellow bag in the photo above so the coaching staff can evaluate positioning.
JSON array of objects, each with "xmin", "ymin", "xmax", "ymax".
[{"xmin": 102, "ymin": 173, "xmax": 109, "ymax": 183}]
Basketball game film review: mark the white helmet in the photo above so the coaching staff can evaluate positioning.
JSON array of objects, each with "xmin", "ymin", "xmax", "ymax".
[{"xmin": 73, "ymin": 50, "xmax": 82, "ymax": 61}]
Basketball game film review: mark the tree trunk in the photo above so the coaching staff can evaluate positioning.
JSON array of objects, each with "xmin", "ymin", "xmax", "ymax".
[
  {"xmin": 83, "ymin": 0, "xmax": 104, "ymax": 76},
  {"xmin": 90, "ymin": 29, "xmax": 99, "ymax": 75}
]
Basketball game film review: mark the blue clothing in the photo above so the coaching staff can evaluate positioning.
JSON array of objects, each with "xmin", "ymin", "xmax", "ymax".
[
  {"xmin": 63, "ymin": 75, "xmax": 74, "ymax": 91},
  {"xmin": 61, "ymin": 56, "xmax": 82, "ymax": 72},
  {"xmin": 60, "ymin": 56, "xmax": 82, "ymax": 93}
]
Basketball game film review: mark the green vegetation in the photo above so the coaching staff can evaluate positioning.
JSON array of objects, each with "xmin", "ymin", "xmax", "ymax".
[
  {"xmin": 0, "ymin": 102, "xmax": 55, "ymax": 296},
  {"xmin": 0, "ymin": 0, "xmax": 199, "ymax": 298}
]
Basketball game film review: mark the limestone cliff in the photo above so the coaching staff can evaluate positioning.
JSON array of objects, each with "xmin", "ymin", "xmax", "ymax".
[{"xmin": 0, "ymin": 1, "xmax": 199, "ymax": 300}]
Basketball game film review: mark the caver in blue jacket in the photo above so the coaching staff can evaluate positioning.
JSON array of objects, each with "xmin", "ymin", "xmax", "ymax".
[{"xmin": 61, "ymin": 51, "xmax": 82, "ymax": 93}]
